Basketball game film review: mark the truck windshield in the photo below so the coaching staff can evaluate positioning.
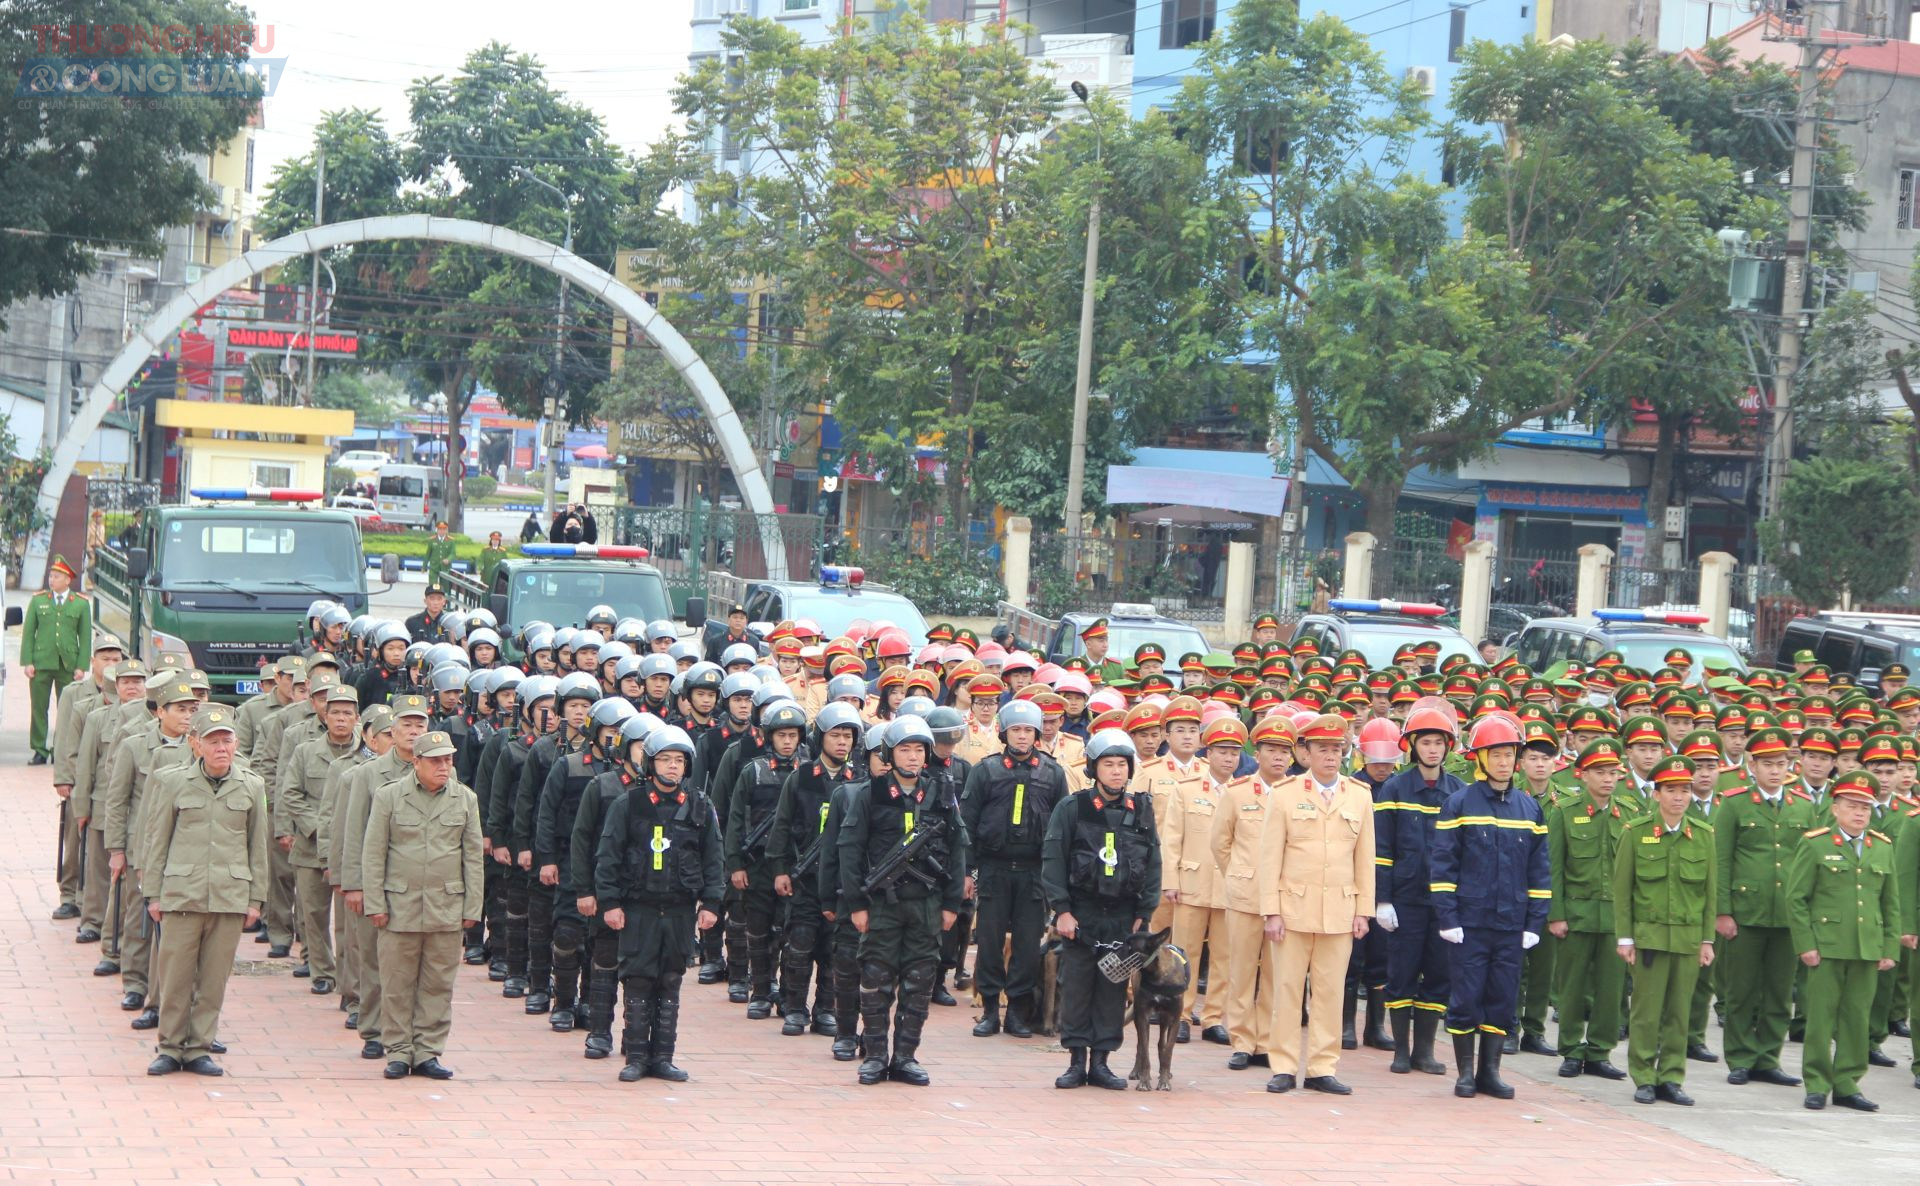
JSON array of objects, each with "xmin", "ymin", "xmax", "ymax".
[
  {"xmin": 511, "ymin": 568, "xmax": 671, "ymax": 627},
  {"xmin": 161, "ymin": 517, "xmax": 362, "ymax": 588}
]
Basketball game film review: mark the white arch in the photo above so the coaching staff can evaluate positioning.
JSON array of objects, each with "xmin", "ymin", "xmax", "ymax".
[{"xmin": 26, "ymin": 214, "xmax": 783, "ymax": 587}]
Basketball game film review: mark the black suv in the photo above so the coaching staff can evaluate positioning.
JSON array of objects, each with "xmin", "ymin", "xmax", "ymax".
[
  {"xmin": 1509, "ymin": 613, "xmax": 1746, "ymax": 680},
  {"xmin": 1774, "ymin": 613, "xmax": 1920, "ymax": 683}
]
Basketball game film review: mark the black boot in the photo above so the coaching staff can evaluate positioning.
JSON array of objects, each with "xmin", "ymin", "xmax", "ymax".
[
  {"xmin": 973, "ymin": 994, "xmax": 1001, "ymax": 1037},
  {"xmin": 889, "ymin": 959, "xmax": 935, "ymax": 1086},
  {"xmin": 1411, "ymin": 1011, "xmax": 1448, "ymax": 1075},
  {"xmin": 647, "ymin": 983, "xmax": 689, "ymax": 1082},
  {"xmin": 551, "ymin": 964, "xmax": 579, "ymax": 1032},
  {"xmin": 930, "ymin": 969, "xmax": 957, "ymax": 1007},
  {"xmin": 583, "ymin": 959, "xmax": 617, "ymax": 1059},
  {"xmin": 1476, "ymin": 1032, "xmax": 1515, "ymax": 1100},
  {"xmin": 857, "ymin": 961, "xmax": 894, "ymax": 1085},
  {"xmin": 1086, "ymin": 1050, "xmax": 1127, "ymax": 1090},
  {"xmin": 1453, "ymin": 1032, "xmax": 1478, "ymax": 1098},
  {"xmin": 1388, "ymin": 1008, "xmax": 1413, "ymax": 1074},
  {"xmin": 1056, "ymin": 1047, "xmax": 1088, "ymax": 1088},
  {"xmin": 1364, "ymin": 993, "xmax": 1393, "ymax": 1051},
  {"xmin": 698, "ymin": 916, "xmax": 726, "ymax": 983},
  {"xmin": 524, "ymin": 971, "xmax": 552, "ymax": 1015},
  {"xmin": 1341, "ymin": 983, "xmax": 1359, "ymax": 1051},
  {"xmin": 1003, "ymin": 994, "xmax": 1034, "ymax": 1038},
  {"xmin": 746, "ymin": 924, "xmax": 776, "ymax": 1017},
  {"xmin": 833, "ymin": 943, "xmax": 863, "ymax": 1060},
  {"xmin": 725, "ymin": 919, "xmax": 749, "ymax": 1003},
  {"xmin": 617, "ymin": 987, "xmax": 651, "ymax": 1082},
  {"xmin": 781, "ymin": 928, "xmax": 816, "ymax": 1035}
]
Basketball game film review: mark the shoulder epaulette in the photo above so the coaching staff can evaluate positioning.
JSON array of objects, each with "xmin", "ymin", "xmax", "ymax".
[
  {"xmin": 1906, "ymin": 806, "xmax": 1920, "ymax": 818},
  {"xmin": 1870, "ymin": 829, "xmax": 1892, "ymax": 844},
  {"xmin": 1804, "ymin": 826, "xmax": 1831, "ymax": 839},
  {"xmin": 1787, "ymin": 788, "xmax": 1814, "ymax": 802}
]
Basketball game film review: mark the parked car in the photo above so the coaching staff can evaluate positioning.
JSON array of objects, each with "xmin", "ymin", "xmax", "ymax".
[
  {"xmin": 1508, "ymin": 608, "xmax": 1747, "ymax": 682},
  {"xmin": 695, "ymin": 566, "xmax": 932, "ymax": 656},
  {"xmin": 997, "ymin": 601, "xmax": 1211, "ymax": 680},
  {"xmin": 336, "ymin": 449, "xmax": 392, "ymax": 471},
  {"xmin": 1292, "ymin": 598, "xmax": 1478, "ymax": 670},
  {"xmin": 328, "ymin": 493, "xmax": 381, "ymax": 524},
  {"xmin": 1774, "ymin": 612, "xmax": 1920, "ymax": 685}
]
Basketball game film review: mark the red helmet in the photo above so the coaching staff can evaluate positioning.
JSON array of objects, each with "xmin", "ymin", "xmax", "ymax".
[
  {"xmin": 874, "ymin": 628, "xmax": 913, "ymax": 661},
  {"xmin": 1399, "ymin": 696, "xmax": 1460, "ymax": 749},
  {"xmin": 1466, "ymin": 712, "xmax": 1524, "ymax": 751},
  {"xmin": 1357, "ymin": 717, "xmax": 1402, "ymax": 764}
]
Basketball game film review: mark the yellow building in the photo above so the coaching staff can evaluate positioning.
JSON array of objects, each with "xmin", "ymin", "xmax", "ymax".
[
  {"xmin": 187, "ymin": 112, "xmax": 261, "ymax": 275},
  {"xmin": 157, "ymin": 399, "xmax": 351, "ymax": 496}
]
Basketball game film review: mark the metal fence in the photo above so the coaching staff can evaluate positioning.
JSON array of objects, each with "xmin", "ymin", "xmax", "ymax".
[
  {"xmin": 1377, "ymin": 537, "xmax": 1460, "ymax": 605},
  {"xmin": 616, "ymin": 505, "xmax": 824, "ymax": 613}
]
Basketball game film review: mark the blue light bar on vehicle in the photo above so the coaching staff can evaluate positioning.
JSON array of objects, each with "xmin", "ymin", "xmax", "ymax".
[
  {"xmin": 1329, "ymin": 598, "xmax": 1446, "ymax": 617},
  {"xmin": 1592, "ymin": 608, "xmax": 1709, "ymax": 625},
  {"xmin": 820, "ymin": 565, "xmax": 865, "ymax": 587},
  {"xmin": 520, "ymin": 543, "xmax": 651, "ymax": 559},
  {"xmin": 189, "ymin": 488, "xmax": 324, "ymax": 502}
]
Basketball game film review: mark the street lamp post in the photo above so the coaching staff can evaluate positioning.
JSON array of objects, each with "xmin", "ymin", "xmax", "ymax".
[
  {"xmin": 1062, "ymin": 80, "xmax": 1101, "ymax": 566},
  {"xmin": 518, "ymin": 169, "xmax": 575, "ymax": 522}
]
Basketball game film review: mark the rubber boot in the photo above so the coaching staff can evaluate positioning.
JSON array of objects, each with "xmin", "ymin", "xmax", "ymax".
[
  {"xmin": 1086, "ymin": 1050, "xmax": 1127, "ymax": 1090},
  {"xmin": 1411, "ymin": 1011, "xmax": 1448, "ymax": 1075},
  {"xmin": 1341, "ymin": 983, "xmax": 1359, "ymax": 1050},
  {"xmin": 857, "ymin": 961, "xmax": 893, "ymax": 1085},
  {"xmin": 1388, "ymin": 1008, "xmax": 1413, "ymax": 1074},
  {"xmin": 1055, "ymin": 1047, "xmax": 1088, "ymax": 1088},
  {"xmin": 583, "ymin": 958, "xmax": 617, "ymax": 1059},
  {"xmin": 1364, "ymin": 993, "xmax": 1393, "ymax": 1051},
  {"xmin": 617, "ymin": 988, "xmax": 650, "ymax": 1082},
  {"xmin": 973, "ymin": 994, "xmax": 1001, "ymax": 1037},
  {"xmin": 1476, "ymin": 1032, "xmax": 1515, "ymax": 1099},
  {"xmin": 647, "ymin": 983, "xmax": 689, "ymax": 1082},
  {"xmin": 889, "ymin": 960, "xmax": 934, "ymax": 1085},
  {"xmin": 1453, "ymin": 1032, "xmax": 1478, "ymax": 1098}
]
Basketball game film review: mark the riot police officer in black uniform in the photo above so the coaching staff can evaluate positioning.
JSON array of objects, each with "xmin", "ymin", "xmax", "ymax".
[
  {"xmin": 837, "ymin": 716, "xmax": 969, "ymax": 1086},
  {"xmin": 567, "ymin": 714, "xmax": 658, "ymax": 1043},
  {"xmin": 1042, "ymin": 729, "xmax": 1162, "ymax": 1090},
  {"xmin": 726, "ymin": 700, "xmax": 808, "ymax": 1019},
  {"xmin": 963, "ymin": 699, "xmax": 1067, "ymax": 1038},
  {"xmin": 483, "ymin": 675, "xmax": 556, "ymax": 987},
  {"xmin": 925, "ymin": 706, "xmax": 976, "ymax": 1006},
  {"xmin": 537, "ymin": 696, "xmax": 636, "ymax": 1052},
  {"xmin": 693, "ymin": 672, "xmax": 758, "ymax": 986},
  {"xmin": 770, "ymin": 703, "xmax": 864, "ymax": 1037},
  {"xmin": 595, "ymin": 725, "xmax": 724, "ymax": 1082},
  {"xmin": 509, "ymin": 673, "xmax": 597, "ymax": 1006},
  {"xmin": 819, "ymin": 722, "xmax": 892, "ymax": 1062}
]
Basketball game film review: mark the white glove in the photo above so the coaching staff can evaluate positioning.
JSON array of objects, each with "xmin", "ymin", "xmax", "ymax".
[
  {"xmin": 1439, "ymin": 927, "xmax": 1464, "ymax": 945},
  {"xmin": 1522, "ymin": 931, "xmax": 1540, "ymax": 950},
  {"xmin": 1375, "ymin": 904, "xmax": 1399, "ymax": 932}
]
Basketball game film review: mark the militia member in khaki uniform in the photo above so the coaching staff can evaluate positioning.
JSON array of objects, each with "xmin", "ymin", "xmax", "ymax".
[
  {"xmin": 140, "ymin": 707, "xmax": 270, "ymax": 1076},
  {"xmin": 1790, "ymin": 771, "xmax": 1901, "ymax": 1111},
  {"xmin": 280, "ymin": 685, "xmax": 361, "ymax": 994},
  {"xmin": 235, "ymin": 656, "xmax": 305, "ymax": 758},
  {"xmin": 51, "ymin": 634, "xmax": 123, "ymax": 920},
  {"xmin": 1256, "ymin": 714, "xmax": 1376, "ymax": 1096},
  {"xmin": 1211, "ymin": 715, "xmax": 1287, "ymax": 1069},
  {"xmin": 1614, "ymin": 755, "xmax": 1717, "ymax": 1106},
  {"xmin": 72, "ymin": 659, "xmax": 150, "ymax": 954},
  {"xmin": 250, "ymin": 661, "xmax": 313, "ymax": 957},
  {"xmin": 361, "ymin": 730, "xmax": 484, "ymax": 1080},
  {"xmin": 323, "ymin": 705, "xmax": 394, "ymax": 1031}
]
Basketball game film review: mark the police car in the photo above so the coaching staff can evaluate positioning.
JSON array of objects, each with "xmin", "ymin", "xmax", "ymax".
[
  {"xmin": 1290, "ymin": 599, "xmax": 1478, "ymax": 669},
  {"xmin": 1508, "ymin": 607, "xmax": 1748, "ymax": 680},
  {"xmin": 696, "ymin": 565, "xmax": 933, "ymax": 652}
]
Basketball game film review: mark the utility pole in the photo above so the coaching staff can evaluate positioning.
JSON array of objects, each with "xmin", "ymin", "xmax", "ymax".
[
  {"xmin": 1762, "ymin": 0, "xmax": 1826, "ymax": 520},
  {"xmin": 304, "ymin": 149, "xmax": 324, "ymax": 405},
  {"xmin": 1062, "ymin": 80, "xmax": 1100, "ymax": 563},
  {"xmin": 518, "ymin": 169, "xmax": 573, "ymax": 523}
]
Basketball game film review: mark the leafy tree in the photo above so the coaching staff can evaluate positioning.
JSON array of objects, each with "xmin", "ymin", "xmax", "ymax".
[
  {"xmin": 313, "ymin": 370, "xmax": 407, "ymax": 424},
  {"xmin": 0, "ymin": 0, "xmax": 259, "ymax": 321},
  {"xmin": 1762, "ymin": 456, "xmax": 1920, "ymax": 607}
]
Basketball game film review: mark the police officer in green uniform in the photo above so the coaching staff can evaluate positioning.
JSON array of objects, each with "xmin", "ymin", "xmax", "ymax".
[
  {"xmin": 1548, "ymin": 737, "xmax": 1631, "ymax": 1081},
  {"xmin": 1714, "ymin": 725, "xmax": 1816, "ymax": 1088},
  {"xmin": 23, "ymin": 556, "xmax": 90, "ymax": 763},
  {"xmin": 425, "ymin": 521, "xmax": 456, "ymax": 591},
  {"xmin": 1790, "ymin": 771, "xmax": 1901, "ymax": 1111},
  {"xmin": 1077, "ymin": 619, "xmax": 1126, "ymax": 687},
  {"xmin": 1614, "ymin": 754, "xmax": 1717, "ymax": 1106}
]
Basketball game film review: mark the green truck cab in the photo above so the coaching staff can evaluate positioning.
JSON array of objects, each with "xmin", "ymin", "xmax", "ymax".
[
  {"xmin": 92, "ymin": 503, "xmax": 399, "ymax": 702},
  {"xmin": 443, "ymin": 555, "xmax": 675, "ymax": 663}
]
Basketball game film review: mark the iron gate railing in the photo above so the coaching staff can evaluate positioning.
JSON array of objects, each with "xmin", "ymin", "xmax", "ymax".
[{"xmin": 617, "ymin": 505, "xmax": 825, "ymax": 614}]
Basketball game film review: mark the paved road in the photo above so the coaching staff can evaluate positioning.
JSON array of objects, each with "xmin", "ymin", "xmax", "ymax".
[{"xmin": 2, "ymin": 664, "xmax": 1910, "ymax": 1185}]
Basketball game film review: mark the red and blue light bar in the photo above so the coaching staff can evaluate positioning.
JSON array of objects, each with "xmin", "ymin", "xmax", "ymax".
[
  {"xmin": 1330, "ymin": 598, "xmax": 1447, "ymax": 617},
  {"xmin": 520, "ymin": 543, "xmax": 651, "ymax": 560},
  {"xmin": 820, "ymin": 565, "xmax": 865, "ymax": 587},
  {"xmin": 1593, "ymin": 608, "xmax": 1710, "ymax": 625},
  {"xmin": 189, "ymin": 488, "xmax": 324, "ymax": 502}
]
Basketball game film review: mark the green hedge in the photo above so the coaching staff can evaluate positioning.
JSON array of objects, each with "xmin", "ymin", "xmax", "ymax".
[{"xmin": 847, "ymin": 539, "xmax": 1004, "ymax": 616}]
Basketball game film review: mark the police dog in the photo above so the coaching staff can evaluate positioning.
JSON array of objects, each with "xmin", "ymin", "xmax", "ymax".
[{"xmin": 1124, "ymin": 928, "xmax": 1188, "ymax": 1092}]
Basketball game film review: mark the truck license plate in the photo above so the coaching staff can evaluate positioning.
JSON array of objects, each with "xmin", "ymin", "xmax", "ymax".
[{"xmin": 234, "ymin": 679, "xmax": 260, "ymax": 695}]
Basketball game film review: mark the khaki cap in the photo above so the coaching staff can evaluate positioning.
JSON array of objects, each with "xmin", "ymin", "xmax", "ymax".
[{"xmin": 415, "ymin": 730, "xmax": 457, "ymax": 758}]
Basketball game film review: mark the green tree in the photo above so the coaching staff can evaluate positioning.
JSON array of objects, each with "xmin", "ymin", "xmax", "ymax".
[
  {"xmin": 0, "ymin": 0, "xmax": 259, "ymax": 320},
  {"xmin": 1762, "ymin": 456, "xmax": 1920, "ymax": 607},
  {"xmin": 313, "ymin": 370, "xmax": 407, "ymax": 424}
]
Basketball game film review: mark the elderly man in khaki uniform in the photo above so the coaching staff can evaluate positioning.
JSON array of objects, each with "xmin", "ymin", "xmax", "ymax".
[
  {"xmin": 51, "ymin": 634, "xmax": 123, "ymax": 921},
  {"xmin": 322, "ymin": 705, "xmax": 394, "ymax": 1031},
  {"xmin": 1257, "ymin": 714, "xmax": 1376, "ymax": 1096},
  {"xmin": 280, "ymin": 685, "xmax": 361, "ymax": 995},
  {"xmin": 101, "ymin": 676, "xmax": 200, "ymax": 1022},
  {"xmin": 256, "ymin": 662, "xmax": 336, "ymax": 957},
  {"xmin": 361, "ymin": 730, "xmax": 483, "ymax": 1080},
  {"xmin": 338, "ymin": 695, "xmax": 431, "ymax": 1060},
  {"xmin": 235, "ymin": 655, "xmax": 305, "ymax": 757},
  {"xmin": 140, "ymin": 706, "xmax": 269, "ymax": 1076},
  {"xmin": 1212, "ymin": 714, "xmax": 1291, "ymax": 1070},
  {"xmin": 72, "ymin": 659, "xmax": 151, "ymax": 956}
]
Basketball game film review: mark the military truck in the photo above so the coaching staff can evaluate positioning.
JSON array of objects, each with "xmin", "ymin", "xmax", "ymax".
[{"xmin": 441, "ymin": 542, "xmax": 678, "ymax": 662}]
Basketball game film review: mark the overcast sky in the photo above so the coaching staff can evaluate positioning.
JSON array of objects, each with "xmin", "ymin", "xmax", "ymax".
[{"xmin": 246, "ymin": 0, "xmax": 694, "ymax": 183}]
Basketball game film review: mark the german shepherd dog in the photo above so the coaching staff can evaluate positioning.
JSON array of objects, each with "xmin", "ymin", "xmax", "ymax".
[{"xmin": 1124, "ymin": 928, "xmax": 1188, "ymax": 1092}]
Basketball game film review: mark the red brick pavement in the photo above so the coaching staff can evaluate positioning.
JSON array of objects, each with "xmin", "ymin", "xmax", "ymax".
[{"xmin": 0, "ymin": 680, "xmax": 1790, "ymax": 1186}]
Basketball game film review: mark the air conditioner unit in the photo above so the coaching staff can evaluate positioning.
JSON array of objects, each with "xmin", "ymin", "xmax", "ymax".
[{"xmin": 1407, "ymin": 66, "xmax": 1438, "ymax": 97}]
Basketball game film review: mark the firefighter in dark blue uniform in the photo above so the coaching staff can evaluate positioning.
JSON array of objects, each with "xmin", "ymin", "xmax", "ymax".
[
  {"xmin": 1428, "ymin": 712, "xmax": 1551, "ymax": 1100},
  {"xmin": 1041, "ymin": 729, "xmax": 1163, "ymax": 1090},
  {"xmin": 594, "ymin": 724, "xmax": 724, "ymax": 1082},
  {"xmin": 1374, "ymin": 700, "xmax": 1467, "ymax": 1077},
  {"xmin": 769, "ymin": 702, "xmax": 864, "ymax": 1036}
]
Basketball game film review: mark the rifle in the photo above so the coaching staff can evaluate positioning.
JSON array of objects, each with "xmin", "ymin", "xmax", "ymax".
[
  {"xmin": 108, "ymin": 871, "xmax": 123, "ymax": 958},
  {"xmin": 740, "ymin": 808, "xmax": 778, "ymax": 864},
  {"xmin": 792, "ymin": 831, "xmax": 825, "ymax": 883},
  {"xmin": 861, "ymin": 817, "xmax": 949, "ymax": 904},
  {"xmin": 56, "ymin": 797, "xmax": 69, "ymax": 884}
]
